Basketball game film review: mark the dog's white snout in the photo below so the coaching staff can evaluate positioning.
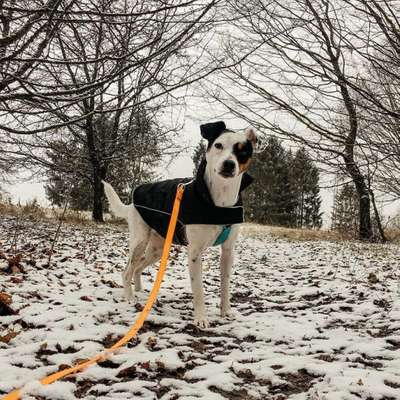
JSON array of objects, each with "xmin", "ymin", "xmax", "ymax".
[
  {"xmin": 223, "ymin": 159, "xmax": 235, "ymax": 171},
  {"xmin": 220, "ymin": 159, "xmax": 236, "ymax": 177}
]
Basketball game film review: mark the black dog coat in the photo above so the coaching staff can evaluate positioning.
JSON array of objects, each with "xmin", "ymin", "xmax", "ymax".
[{"xmin": 132, "ymin": 160, "xmax": 253, "ymax": 245}]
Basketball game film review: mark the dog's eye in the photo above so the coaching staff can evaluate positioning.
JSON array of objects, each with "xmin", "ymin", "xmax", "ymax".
[{"xmin": 214, "ymin": 143, "xmax": 223, "ymax": 150}]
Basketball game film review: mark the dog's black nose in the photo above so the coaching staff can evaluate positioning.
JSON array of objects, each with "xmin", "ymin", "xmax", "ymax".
[{"xmin": 221, "ymin": 160, "xmax": 236, "ymax": 176}]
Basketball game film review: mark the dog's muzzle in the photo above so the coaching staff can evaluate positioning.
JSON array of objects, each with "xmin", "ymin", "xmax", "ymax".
[{"xmin": 219, "ymin": 160, "xmax": 236, "ymax": 178}]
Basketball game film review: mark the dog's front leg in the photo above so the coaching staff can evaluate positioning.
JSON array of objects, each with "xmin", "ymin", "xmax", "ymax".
[
  {"xmin": 188, "ymin": 246, "xmax": 208, "ymax": 328},
  {"xmin": 220, "ymin": 226, "xmax": 239, "ymax": 319},
  {"xmin": 220, "ymin": 246, "xmax": 234, "ymax": 318}
]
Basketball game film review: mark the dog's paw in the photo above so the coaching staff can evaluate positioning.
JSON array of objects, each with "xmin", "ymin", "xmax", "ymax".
[
  {"xmin": 194, "ymin": 316, "xmax": 209, "ymax": 329},
  {"xmin": 220, "ymin": 307, "xmax": 236, "ymax": 320},
  {"xmin": 123, "ymin": 287, "xmax": 136, "ymax": 303}
]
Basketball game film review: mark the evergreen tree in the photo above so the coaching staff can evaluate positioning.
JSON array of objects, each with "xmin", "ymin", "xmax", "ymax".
[
  {"xmin": 331, "ymin": 183, "xmax": 359, "ymax": 234},
  {"xmin": 192, "ymin": 140, "xmax": 207, "ymax": 174},
  {"xmin": 290, "ymin": 147, "xmax": 323, "ymax": 228},
  {"xmin": 331, "ymin": 180, "xmax": 385, "ymax": 239},
  {"xmin": 244, "ymin": 137, "xmax": 297, "ymax": 226},
  {"xmin": 305, "ymin": 168, "xmax": 323, "ymax": 229},
  {"xmin": 45, "ymin": 113, "xmax": 161, "ymax": 211}
]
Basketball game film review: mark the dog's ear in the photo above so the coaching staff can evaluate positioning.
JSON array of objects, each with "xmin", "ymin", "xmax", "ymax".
[
  {"xmin": 245, "ymin": 127, "xmax": 257, "ymax": 146},
  {"xmin": 200, "ymin": 121, "xmax": 226, "ymax": 145},
  {"xmin": 245, "ymin": 127, "xmax": 263, "ymax": 153}
]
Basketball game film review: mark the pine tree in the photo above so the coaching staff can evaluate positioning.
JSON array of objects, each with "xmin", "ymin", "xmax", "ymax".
[
  {"xmin": 44, "ymin": 113, "xmax": 161, "ymax": 211},
  {"xmin": 192, "ymin": 140, "xmax": 207, "ymax": 174},
  {"xmin": 331, "ymin": 183, "xmax": 359, "ymax": 234},
  {"xmin": 244, "ymin": 137, "xmax": 297, "ymax": 226},
  {"xmin": 290, "ymin": 148, "xmax": 323, "ymax": 228}
]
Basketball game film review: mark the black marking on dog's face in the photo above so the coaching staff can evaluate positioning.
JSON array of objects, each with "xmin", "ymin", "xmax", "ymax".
[
  {"xmin": 233, "ymin": 140, "xmax": 253, "ymax": 165},
  {"xmin": 200, "ymin": 121, "xmax": 227, "ymax": 149}
]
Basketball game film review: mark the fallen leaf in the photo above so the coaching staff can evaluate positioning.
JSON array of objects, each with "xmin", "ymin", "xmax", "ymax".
[
  {"xmin": 146, "ymin": 336, "xmax": 157, "ymax": 350},
  {"xmin": 10, "ymin": 264, "xmax": 24, "ymax": 274},
  {"xmin": 0, "ymin": 292, "xmax": 16, "ymax": 316},
  {"xmin": 135, "ymin": 303, "xmax": 144, "ymax": 312},
  {"xmin": 58, "ymin": 364, "xmax": 72, "ymax": 372},
  {"xmin": 0, "ymin": 292, "xmax": 12, "ymax": 305},
  {"xmin": 116, "ymin": 365, "xmax": 137, "ymax": 378},
  {"xmin": 155, "ymin": 360, "xmax": 165, "ymax": 370},
  {"xmin": 8, "ymin": 254, "xmax": 22, "ymax": 269},
  {"xmin": 368, "ymin": 272, "xmax": 379, "ymax": 284},
  {"xmin": 0, "ymin": 330, "xmax": 19, "ymax": 344},
  {"xmin": 139, "ymin": 361, "xmax": 150, "ymax": 370}
]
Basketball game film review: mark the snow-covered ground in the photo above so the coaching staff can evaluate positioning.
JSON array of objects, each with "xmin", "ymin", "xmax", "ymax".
[{"xmin": 1, "ymin": 215, "xmax": 400, "ymax": 400}]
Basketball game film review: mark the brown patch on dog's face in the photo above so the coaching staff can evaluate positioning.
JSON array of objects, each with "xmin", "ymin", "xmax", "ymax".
[
  {"xmin": 233, "ymin": 140, "xmax": 253, "ymax": 173},
  {"xmin": 239, "ymin": 158, "xmax": 251, "ymax": 173}
]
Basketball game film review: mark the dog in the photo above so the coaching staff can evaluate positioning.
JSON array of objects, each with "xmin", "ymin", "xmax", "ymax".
[{"xmin": 103, "ymin": 121, "xmax": 256, "ymax": 328}]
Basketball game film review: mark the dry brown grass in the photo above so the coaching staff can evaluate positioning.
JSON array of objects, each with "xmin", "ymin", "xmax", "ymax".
[
  {"xmin": 0, "ymin": 198, "xmax": 46, "ymax": 220},
  {"xmin": 0, "ymin": 198, "xmax": 126, "ymax": 227},
  {"xmin": 242, "ymin": 223, "xmax": 354, "ymax": 242},
  {"xmin": 384, "ymin": 228, "xmax": 400, "ymax": 244},
  {"xmin": 242, "ymin": 223, "xmax": 400, "ymax": 243},
  {"xmin": 1, "ymin": 198, "xmax": 398, "ymax": 243}
]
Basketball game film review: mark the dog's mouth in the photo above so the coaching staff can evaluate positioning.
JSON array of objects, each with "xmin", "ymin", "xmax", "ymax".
[{"xmin": 219, "ymin": 170, "xmax": 235, "ymax": 178}]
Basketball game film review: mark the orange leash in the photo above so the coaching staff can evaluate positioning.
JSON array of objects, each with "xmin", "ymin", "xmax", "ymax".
[{"xmin": 3, "ymin": 184, "xmax": 185, "ymax": 400}]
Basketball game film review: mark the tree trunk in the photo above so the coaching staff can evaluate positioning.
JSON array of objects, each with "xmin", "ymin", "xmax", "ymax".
[
  {"xmin": 92, "ymin": 175, "xmax": 104, "ymax": 222},
  {"xmin": 370, "ymin": 188, "xmax": 386, "ymax": 243},
  {"xmin": 343, "ymin": 157, "xmax": 373, "ymax": 241},
  {"xmin": 92, "ymin": 164, "xmax": 107, "ymax": 222},
  {"xmin": 357, "ymin": 187, "xmax": 372, "ymax": 241}
]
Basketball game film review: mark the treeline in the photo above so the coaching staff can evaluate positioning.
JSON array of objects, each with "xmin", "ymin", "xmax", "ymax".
[{"xmin": 193, "ymin": 138, "xmax": 323, "ymax": 228}]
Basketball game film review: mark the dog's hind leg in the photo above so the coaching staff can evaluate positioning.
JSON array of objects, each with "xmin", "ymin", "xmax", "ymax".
[
  {"xmin": 123, "ymin": 207, "xmax": 151, "ymax": 301},
  {"xmin": 133, "ymin": 231, "xmax": 164, "ymax": 292}
]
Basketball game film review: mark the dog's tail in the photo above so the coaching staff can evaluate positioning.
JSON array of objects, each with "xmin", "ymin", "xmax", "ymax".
[{"xmin": 102, "ymin": 181, "xmax": 130, "ymax": 219}]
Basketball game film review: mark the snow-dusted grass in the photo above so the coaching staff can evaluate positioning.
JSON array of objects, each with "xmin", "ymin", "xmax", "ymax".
[
  {"xmin": 241, "ymin": 223, "xmax": 347, "ymax": 242},
  {"xmin": 1, "ymin": 215, "xmax": 400, "ymax": 399}
]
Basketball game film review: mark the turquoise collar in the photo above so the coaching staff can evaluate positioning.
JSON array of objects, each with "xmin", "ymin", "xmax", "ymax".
[{"xmin": 213, "ymin": 225, "xmax": 232, "ymax": 246}]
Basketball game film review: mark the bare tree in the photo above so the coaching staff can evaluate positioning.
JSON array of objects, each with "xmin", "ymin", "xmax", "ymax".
[
  {"xmin": 0, "ymin": 0, "xmax": 76, "ymax": 190},
  {"xmin": 206, "ymin": 0, "xmax": 391, "ymax": 240},
  {"xmin": 0, "ymin": 0, "xmax": 221, "ymax": 221},
  {"xmin": 0, "ymin": 0, "xmax": 76, "ymax": 101}
]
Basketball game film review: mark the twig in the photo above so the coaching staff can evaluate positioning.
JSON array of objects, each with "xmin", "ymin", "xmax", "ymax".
[
  {"xmin": 11, "ymin": 207, "xmax": 22, "ymax": 255},
  {"xmin": 47, "ymin": 200, "xmax": 69, "ymax": 267}
]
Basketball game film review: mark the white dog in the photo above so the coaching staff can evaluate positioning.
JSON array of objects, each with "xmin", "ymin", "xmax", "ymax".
[{"xmin": 103, "ymin": 121, "xmax": 256, "ymax": 328}]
